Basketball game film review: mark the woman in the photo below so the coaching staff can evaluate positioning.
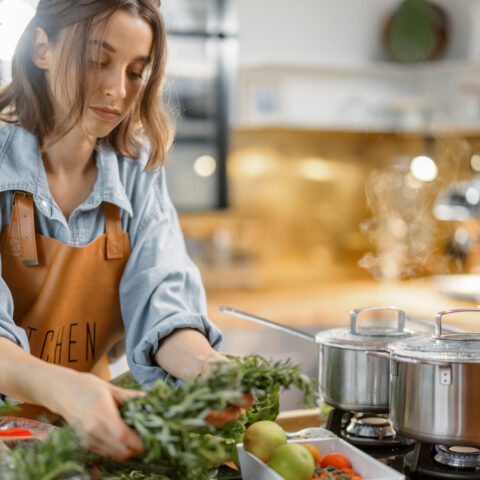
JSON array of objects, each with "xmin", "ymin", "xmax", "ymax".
[{"xmin": 0, "ymin": 0, "xmax": 243, "ymax": 461}]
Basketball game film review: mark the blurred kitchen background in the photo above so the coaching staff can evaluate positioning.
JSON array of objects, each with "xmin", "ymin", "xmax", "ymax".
[
  {"xmin": 162, "ymin": 0, "xmax": 480, "ymax": 292},
  {"xmin": 4, "ymin": 0, "xmax": 480, "ymax": 408}
]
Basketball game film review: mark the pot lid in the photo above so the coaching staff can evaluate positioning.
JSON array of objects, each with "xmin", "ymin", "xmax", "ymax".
[
  {"xmin": 387, "ymin": 309, "xmax": 480, "ymax": 362},
  {"xmin": 315, "ymin": 306, "xmax": 418, "ymax": 351},
  {"xmin": 316, "ymin": 326, "xmax": 417, "ymax": 350},
  {"xmin": 387, "ymin": 334, "xmax": 480, "ymax": 362}
]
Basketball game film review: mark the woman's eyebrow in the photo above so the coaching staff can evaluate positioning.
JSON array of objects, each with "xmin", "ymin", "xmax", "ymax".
[{"xmin": 88, "ymin": 39, "xmax": 151, "ymax": 62}]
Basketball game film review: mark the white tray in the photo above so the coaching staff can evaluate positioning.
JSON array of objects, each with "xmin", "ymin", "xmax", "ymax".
[{"xmin": 237, "ymin": 437, "xmax": 405, "ymax": 480}]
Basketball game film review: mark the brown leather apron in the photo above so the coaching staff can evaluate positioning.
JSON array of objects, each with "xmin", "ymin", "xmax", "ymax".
[{"xmin": 0, "ymin": 192, "xmax": 131, "ymax": 419}]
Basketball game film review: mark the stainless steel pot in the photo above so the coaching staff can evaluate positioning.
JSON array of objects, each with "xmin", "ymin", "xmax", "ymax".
[
  {"xmin": 387, "ymin": 308, "xmax": 480, "ymax": 445},
  {"xmin": 219, "ymin": 305, "xmax": 420, "ymax": 413},
  {"xmin": 316, "ymin": 306, "xmax": 418, "ymax": 413}
]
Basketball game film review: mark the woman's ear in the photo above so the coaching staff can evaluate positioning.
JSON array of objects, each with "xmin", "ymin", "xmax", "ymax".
[{"xmin": 32, "ymin": 28, "xmax": 51, "ymax": 70}]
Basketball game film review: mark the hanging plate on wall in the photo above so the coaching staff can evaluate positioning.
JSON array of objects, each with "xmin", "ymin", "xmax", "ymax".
[{"xmin": 383, "ymin": 0, "xmax": 449, "ymax": 63}]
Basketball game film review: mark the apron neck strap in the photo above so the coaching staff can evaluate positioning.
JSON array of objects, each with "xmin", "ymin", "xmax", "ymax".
[
  {"xmin": 104, "ymin": 202, "xmax": 124, "ymax": 260},
  {"xmin": 3, "ymin": 195, "xmax": 124, "ymax": 262},
  {"xmin": 4, "ymin": 192, "xmax": 39, "ymax": 266}
]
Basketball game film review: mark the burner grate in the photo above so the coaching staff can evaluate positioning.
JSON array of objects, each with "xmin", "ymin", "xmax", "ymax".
[
  {"xmin": 404, "ymin": 442, "xmax": 480, "ymax": 479},
  {"xmin": 325, "ymin": 408, "xmax": 413, "ymax": 449},
  {"xmin": 345, "ymin": 414, "xmax": 396, "ymax": 439},
  {"xmin": 435, "ymin": 445, "xmax": 480, "ymax": 469}
]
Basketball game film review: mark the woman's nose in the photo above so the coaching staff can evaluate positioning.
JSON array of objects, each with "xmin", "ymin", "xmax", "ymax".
[{"xmin": 103, "ymin": 68, "xmax": 127, "ymax": 99}]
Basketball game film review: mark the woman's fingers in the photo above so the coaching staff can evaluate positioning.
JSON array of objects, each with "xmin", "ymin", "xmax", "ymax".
[
  {"xmin": 204, "ymin": 405, "xmax": 242, "ymax": 428},
  {"xmin": 235, "ymin": 392, "xmax": 254, "ymax": 410},
  {"xmin": 102, "ymin": 394, "xmax": 144, "ymax": 457},
  {"xmin": 105, "ymin": 411, "xmax": 144, "ymax": 458},
  {"xmin": 204, "ymin": 392, "xmax": 255, "ymax": 428},
  {"xmin": 60, "ymin": 376, "xmax": 145, "ymax": 461},
  {"xmin": 80, "ymin": 406, "xmax": 144, "ymax": 460},
  {"xmin": 110, "ymin": 385, "xmax": 146, "ymax": 406}
]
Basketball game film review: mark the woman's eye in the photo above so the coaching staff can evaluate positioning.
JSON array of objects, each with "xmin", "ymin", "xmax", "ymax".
[{"xmin": 129, "ymin": 71, "xmax": 143, "ymax": 80}]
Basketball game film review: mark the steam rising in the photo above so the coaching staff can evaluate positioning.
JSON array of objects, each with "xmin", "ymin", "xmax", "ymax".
[{"xmin": 358, "ymin": 163, "xmax": 449, "ymax": 280}]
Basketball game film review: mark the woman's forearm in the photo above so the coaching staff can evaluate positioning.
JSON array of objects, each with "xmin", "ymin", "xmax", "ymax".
[
  {"xmin": 0, "ymin": 336, "xmax": 73, "ymax": 412},
  {"xmin": 154, "ymin": 328, "xmax": 226, "ymax": 381}
]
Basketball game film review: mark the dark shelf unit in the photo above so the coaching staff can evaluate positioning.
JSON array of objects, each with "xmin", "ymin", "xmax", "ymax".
[{"xmin": 162, "ymin": 0, "xmax": 237, "ymax": 212}]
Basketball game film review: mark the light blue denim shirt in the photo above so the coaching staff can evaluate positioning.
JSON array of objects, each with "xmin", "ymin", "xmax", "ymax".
[{"xmin": 0, "ymin": 125, "xmax": 222, "ymax": 389}]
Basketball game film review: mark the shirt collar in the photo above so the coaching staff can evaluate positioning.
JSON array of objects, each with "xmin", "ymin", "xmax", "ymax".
[
  {"xmin": 83, "ymin": 143, "xmax": 133, "ymax": 216},
  {"xmin": 0, "ymin": 125, "xmax": 133, "ymax": 217}
]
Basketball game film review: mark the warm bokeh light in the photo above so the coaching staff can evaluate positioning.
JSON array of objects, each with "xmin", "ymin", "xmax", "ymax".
[
  {"xmin": 298, "ymin": 158, "xmax": 335, "ymax": 181},
  {"xmin": 409, "ymin": 155, "xmax": 438, "ymax": 182},
  {"xmin": 0, "ymin": 0, "xmax": 36, "ymax": 62},
  {"xmin": 471, "ymin": 154, "xmax": 480, "ymax": 172},
  {"xmin": 233, "ymin": 152, "xmax": 272, "ymax": 178},
  {"xmin": 454, "ymin": 227, "xmax": 470, "ymax": 247},
  {"xmin": 193, "ymin": 155, "xmax": 216, "ymax": 177},
  {"xmin": 466, "ymin": 186, "xmax": 480, "ymax": 205}
]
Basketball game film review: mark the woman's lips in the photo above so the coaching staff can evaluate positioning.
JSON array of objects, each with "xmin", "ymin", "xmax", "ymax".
[{"xmin": 89, "ymin": 106, "xmax": 121, "ymax": 121}]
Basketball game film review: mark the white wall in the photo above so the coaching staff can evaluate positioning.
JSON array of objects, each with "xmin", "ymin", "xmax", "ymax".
[
  {"xmin": 238, "ymin": 0, "xmax": 480, "ymax": 67},
  {"xmin": 238, "ymin": 0, "xmax": 398, "ymax": 67}
]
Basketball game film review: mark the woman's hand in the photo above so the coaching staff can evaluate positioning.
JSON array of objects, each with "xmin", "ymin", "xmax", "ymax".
[
  {"xmin": 52, "ymin": 371, "xmax": 145, "ymax": 461},
  {"xmin": 153, "ymin": 329, "xmax": 255, "ymax": 429},
  {"xmin": 199, "ymin": 353, "xmax": 254, "ymax": 428},
  {"xmin": 204, "ymin": 392, "xmax": 254, "ymax": 428},
  {"xmin": 0, "ymin": 338, "xmax": 144, "ymax": 461}
]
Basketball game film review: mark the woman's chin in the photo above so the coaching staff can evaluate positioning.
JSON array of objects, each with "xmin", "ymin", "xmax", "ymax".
[{"xmin": 85, "ymin": 122, "xmax": 118, "ymax": 140}]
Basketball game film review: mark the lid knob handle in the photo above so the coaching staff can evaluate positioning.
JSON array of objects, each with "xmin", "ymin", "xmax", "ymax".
[{"xmin": 350, "ymin": 306, "xmax": 405, "ymax": 335}]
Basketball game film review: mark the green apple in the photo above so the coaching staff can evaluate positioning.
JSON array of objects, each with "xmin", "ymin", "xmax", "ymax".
[
  {"xmin": 268, "ymin": 443, "xmax": 315, "ymax": 480},
  {"xmin": 243, "ymin": 420, "xmax": 287, "ymax": 462}
]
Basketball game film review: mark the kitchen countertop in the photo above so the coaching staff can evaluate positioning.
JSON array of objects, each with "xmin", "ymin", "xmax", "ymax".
[
  {"xmin": 275, "ymin": 408, "xmax": 324, "ymax": 432},
  {"xmin": 207, "ymin": 277, "xmax": 480, "ymax": 332}
]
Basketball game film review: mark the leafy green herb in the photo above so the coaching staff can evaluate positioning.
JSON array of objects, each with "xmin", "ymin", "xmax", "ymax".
[
  {"xmin": 0, "ymin": 398, "xmax": 20, "ymax": 416},
  {"xmin": 6, "ymin": 355, "xmax": 316, "ymax": 480},
  {"xmin": 119, "ymin": 355, "xmax": 315, "ymax": 479},
  {"xmin": 109, "ymin": 371, "xmax": 142, "ymax": 391},
  {"xmin": 7, "ymin": 426, "xmax": 88, "ymax": 480}
]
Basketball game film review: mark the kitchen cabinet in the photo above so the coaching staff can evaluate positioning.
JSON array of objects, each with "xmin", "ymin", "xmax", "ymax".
[{"xmin": 236, "ymin": 61, "xmax": 480, "ymax": 132}]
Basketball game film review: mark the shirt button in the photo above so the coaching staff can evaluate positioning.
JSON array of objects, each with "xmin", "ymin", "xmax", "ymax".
[{"xmin": 41, "ymin": 200, "xmax": 48, "ymax": 208}]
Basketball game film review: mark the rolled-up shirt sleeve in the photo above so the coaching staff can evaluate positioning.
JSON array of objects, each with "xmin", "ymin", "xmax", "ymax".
[{"xmin": 119, "ymin": 168, "xmax": 222, "ymax": 390}]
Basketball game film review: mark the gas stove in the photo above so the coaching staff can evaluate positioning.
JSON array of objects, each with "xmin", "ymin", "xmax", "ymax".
[
  {"xmin": 325, "ymin": 407, "xmax": 414, "ymax": 449},
  {"xmin": 326, "ymin": 407, "xmax": 480, "ymax": 479}
]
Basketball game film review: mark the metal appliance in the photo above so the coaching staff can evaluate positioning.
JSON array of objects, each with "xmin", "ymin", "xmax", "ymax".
[
  {"xmin": 365, "ymin": 309, "xmax": 480, "ymax": 479},
  {"xmin": 219, "ymin": 305, "xmax": 480, "ymax": 478},
  {"xmin": 387, "ymin": 309, "xmax": 480, "ymax": 446},
  {"xmin": 161, "ymin": 0, "xmax": 237, "ymax": 211}
]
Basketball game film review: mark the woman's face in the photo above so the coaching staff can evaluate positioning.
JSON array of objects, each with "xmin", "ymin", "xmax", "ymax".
[{"xmin": 47, "ymin": 9, "xmax": 154, "ymax": 139}]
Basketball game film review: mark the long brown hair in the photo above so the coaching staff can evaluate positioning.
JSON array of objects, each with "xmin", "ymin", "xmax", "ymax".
[{"xmin": 0, "ymin": 0, "xmax": 173, "ymax": 170}]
